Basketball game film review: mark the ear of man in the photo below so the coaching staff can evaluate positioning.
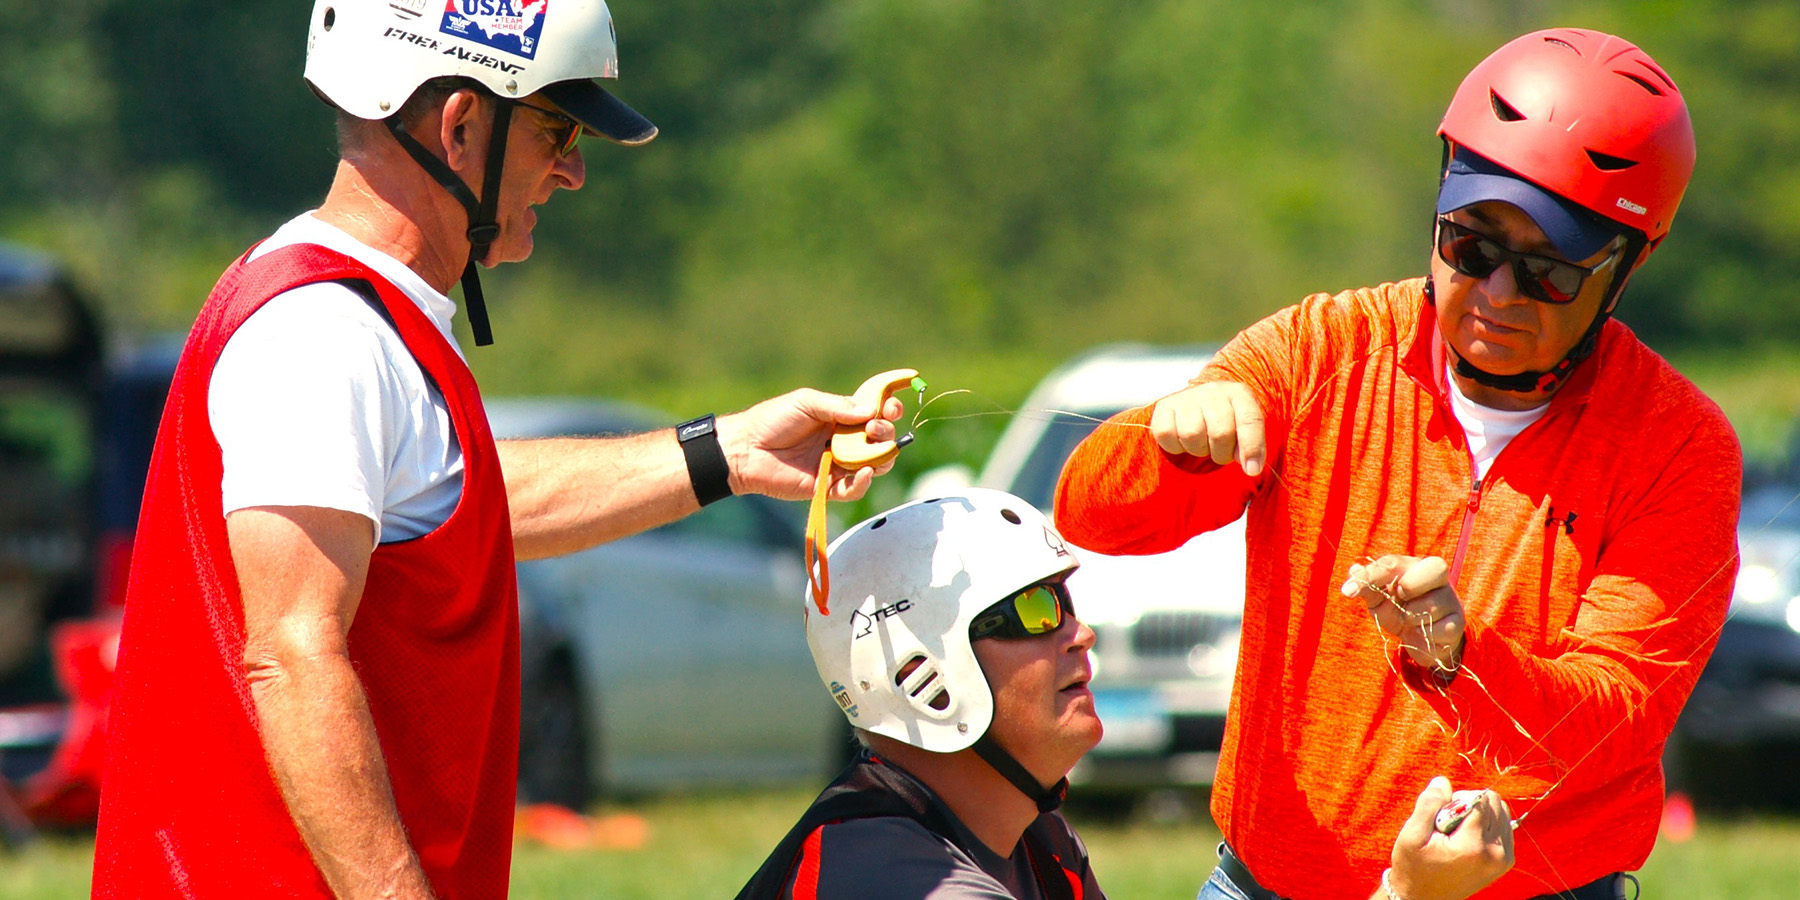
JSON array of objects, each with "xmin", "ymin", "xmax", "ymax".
[{"xmin": 437, "ymin": 87, "xmax": 488, "ymax": 181}]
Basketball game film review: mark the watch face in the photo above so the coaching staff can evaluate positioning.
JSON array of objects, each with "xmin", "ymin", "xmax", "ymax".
[{"xmin": 678, "ymin": 415, "xmax": 716, "ymax": 442}]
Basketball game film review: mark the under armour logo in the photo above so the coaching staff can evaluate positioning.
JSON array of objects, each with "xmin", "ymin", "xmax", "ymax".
[{"xmin": 1546, "ymin": 507, "xmax": 1578, "ymax": 536}]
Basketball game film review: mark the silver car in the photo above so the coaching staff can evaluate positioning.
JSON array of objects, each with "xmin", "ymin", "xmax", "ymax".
[{"xmin": 489, "ymin": 399, "xmax": 839, "ymax": 807}]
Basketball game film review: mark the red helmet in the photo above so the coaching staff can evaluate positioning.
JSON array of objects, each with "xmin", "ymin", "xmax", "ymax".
[{"xmin": 1438, "ymin": 28, "xmax": 1695, "ymax": 249}]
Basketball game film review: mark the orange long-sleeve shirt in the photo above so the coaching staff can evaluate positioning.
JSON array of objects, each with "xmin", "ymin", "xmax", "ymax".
[{"xmin": 1055, "ymin": 278, "xmax": 1741, "ymax": 900}]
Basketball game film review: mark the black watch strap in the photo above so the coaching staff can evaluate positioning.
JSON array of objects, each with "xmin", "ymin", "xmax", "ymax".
[{"xmin": 677, "ymin": 414, "xmax": 733, "ymax": 507}]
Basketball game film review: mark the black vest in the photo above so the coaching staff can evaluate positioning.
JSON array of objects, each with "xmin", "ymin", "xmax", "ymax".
[{"xmin": 735, "ymin": 751, "xmax": 1081, "ymax": 900}]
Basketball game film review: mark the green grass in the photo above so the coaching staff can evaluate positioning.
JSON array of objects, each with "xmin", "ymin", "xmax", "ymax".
[{"xmin": 8, "ymin": 793, "xmax": 1798, "ymax": 899}]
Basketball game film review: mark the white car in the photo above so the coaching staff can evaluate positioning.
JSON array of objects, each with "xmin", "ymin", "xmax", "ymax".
[
  {"xmin": 490, "ymin": 399, "xmax": 839, "ymax": 807},
  {"xmin": 911, "ymin": 345, "xmax": 1247, "ymax": 788}
]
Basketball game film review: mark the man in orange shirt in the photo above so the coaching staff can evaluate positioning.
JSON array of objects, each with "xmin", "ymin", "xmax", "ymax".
[{"xmin": 1055, "ymin": 29, "xmax": 1740, "ymax": 900}]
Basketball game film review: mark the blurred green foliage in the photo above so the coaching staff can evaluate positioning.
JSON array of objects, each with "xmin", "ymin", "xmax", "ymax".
[{"xmin": 1, "ymin": 0, "xmax": 1796, "ymax": 434}]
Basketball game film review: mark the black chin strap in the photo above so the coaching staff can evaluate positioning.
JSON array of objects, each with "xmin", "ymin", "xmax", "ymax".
[
  {"xmin": 1428, "ymin": 239, "xmax": 1645, "ymax": 394},
  {"xmin": 971, "ymin": 733, "xmax": 1068, "ymax": 814},
  {"xmin": 383, "ymin": 100, "xmax": 513, "ymax": 346}
]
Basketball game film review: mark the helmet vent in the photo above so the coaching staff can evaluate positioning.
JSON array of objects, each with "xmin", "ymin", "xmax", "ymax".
[
  {"xmin": 1616, "ymin": 71, "xmax": 1665, "ymax": 97},
  {"xmin": 1586, "ymin": 150, "xmax": 1639, "ymax": 171},
  {"xmin": 1541, "ymin": 36, "xmax": 1579, "ymax": 54},
  {"xmin": 322, "ymin": 7, "xmax": 335, "ymax": 29},
  {"xmin": 870, "ymin": 516, "xmax": 888, "ymax": 530},
  {"xmin": 1489, "ymin": 91, "xmax": 1526, "ymax": 123},
  {"xmin": 1000, "ymin": 509, "xmax": 1023, "ymax": 525},
  {"xmin": 927, "ymin": 690, "xmax": 951, "ymax": 711}
]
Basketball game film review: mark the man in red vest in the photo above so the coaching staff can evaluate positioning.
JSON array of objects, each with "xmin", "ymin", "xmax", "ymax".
[{"xmin": 91, "ymin": 1, "xmax": 899, "ymax": 897}]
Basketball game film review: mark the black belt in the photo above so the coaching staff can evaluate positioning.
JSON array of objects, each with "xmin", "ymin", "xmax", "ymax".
[
  {"xmin": 1215, "ymin": 843, "xmax": 1289, "ymax": 900},
  {"xmin": 1212, "ymin": 843, "xmax": 1636, "ymax": 900}
]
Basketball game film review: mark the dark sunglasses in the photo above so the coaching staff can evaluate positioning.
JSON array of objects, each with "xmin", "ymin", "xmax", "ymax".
[
  {"xmin": 514, "ymin": 100, "xmax": 583, "ymax": 157},
  {"xmin": 969, "ymin": 580, "xmax": 1075, "ymax": 641},
  {"xmin": 1435, "ymin": 217, "xmax": 1620, "ymax": 305}
]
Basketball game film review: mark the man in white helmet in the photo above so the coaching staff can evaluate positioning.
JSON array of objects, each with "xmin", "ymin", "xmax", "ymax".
[
  {"xmin": 737, "ymin": 490, "xmax": 1515, "ymax": 900},
  {"xmin": 91, "ymin": 1, "xmax": 898, "ymax": 897}
]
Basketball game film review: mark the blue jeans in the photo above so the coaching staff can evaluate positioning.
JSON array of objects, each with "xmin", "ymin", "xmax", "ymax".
[{"xmin": 1195, "ymin": 865, "xmax": 1252, "ymax": 900}]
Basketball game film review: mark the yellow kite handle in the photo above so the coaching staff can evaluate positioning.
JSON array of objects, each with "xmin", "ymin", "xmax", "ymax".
[
  {"xmin": 829, "ymin": 368, "xmax": 919, "ymax": 469},
  {"xmin": 808, "ymin": 368, "xmax": 920, "ymax": 615}
]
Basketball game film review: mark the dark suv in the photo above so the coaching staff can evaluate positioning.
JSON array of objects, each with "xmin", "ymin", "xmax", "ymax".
[{"xmin": 0, "ymin": 243, "xmax": 178, "ymax": 831}]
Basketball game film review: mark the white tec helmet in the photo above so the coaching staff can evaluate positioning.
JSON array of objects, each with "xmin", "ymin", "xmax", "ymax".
[
  {"xmin": 808, "ymin": 489, "xmax": 1080, "ymax": 754},
  {"xmin": 305, "ymin": 0, "xmax": 656, "ymax": 145}
]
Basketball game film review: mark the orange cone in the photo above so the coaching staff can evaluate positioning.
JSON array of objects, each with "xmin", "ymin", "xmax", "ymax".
[{"xmin": 516, "ymin": 803, "xmax": 650, "ymax": 851}]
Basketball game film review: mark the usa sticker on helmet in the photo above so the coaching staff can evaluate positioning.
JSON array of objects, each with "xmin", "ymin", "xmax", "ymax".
[{"xmin": 439, "ymin": 0, "xmax": 547, "ymax": 60}]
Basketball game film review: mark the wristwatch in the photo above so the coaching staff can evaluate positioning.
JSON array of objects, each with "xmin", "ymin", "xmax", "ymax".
[{"xmin": 676, "ymin": 414, "xmax": 733, "ymax": 507}]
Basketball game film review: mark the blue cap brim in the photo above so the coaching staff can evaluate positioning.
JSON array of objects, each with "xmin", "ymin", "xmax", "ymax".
[
  {"xmin": 1437, "ymin": 148, "xmax": 1617, "ymax": 261},
  {"xmin": 540, "ymin": 79, "xmax": 657, "ymax": 147}
]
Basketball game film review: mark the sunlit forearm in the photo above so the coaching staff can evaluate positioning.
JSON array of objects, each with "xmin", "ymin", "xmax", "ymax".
[{"xmin": 498, "ymin": 433, "xmax": 695, "ymax": 560}]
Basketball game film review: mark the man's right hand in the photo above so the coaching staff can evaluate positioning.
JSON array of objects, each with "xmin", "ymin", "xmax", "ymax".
[
  {"xmin": 1147, "ymin": 381, "xmax": 1266, "ymax": 476},
  {"xmin": 1385, "ymin": 777, "xmax": 1513, "ymax": 900}
]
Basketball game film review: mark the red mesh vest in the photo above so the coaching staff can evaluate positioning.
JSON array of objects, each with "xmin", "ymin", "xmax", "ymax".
[{"xmin": 93, "ymin": 244, "xmax": 520, "ymax": 898}]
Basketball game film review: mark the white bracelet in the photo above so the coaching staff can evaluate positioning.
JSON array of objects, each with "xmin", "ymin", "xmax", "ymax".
[{"xmin": 1381, "ymin": 868, "xmax": 1409, "ymax": 900}]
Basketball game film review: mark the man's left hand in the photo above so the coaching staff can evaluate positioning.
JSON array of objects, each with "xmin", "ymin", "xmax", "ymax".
[
  {"xmin": 717, "ymin": 389, "xmax": 905, "ymax": 502},
  {"xmin": 1343, "ymin": 555, "xmax": 1465, "ymax": 673}
]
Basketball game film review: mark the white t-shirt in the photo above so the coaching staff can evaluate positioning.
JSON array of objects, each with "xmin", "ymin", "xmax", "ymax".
[
  {"xmin": 209, "ymin": 213, "xmax": 465, "ymax": 544},
  {"xmin": 1445, "ymin": 363, "xmax": 1549, "ymax": 482}
]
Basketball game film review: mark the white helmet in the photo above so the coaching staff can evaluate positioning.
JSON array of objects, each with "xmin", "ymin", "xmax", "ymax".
[
  {"xmin": 807, "ymin": 489, "xmax": 1079, "ymax": 754},
  {"xmin": 305, "ymin": 0, "xmax": 655, "ymax": 144},
  {"xmin": 301, "ymin": 0, "xmax": 655, "ymax": 347}
]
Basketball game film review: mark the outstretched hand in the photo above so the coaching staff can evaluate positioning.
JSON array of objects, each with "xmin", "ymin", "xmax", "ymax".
[
  {"xmin": 716, "ymin": 389, "xmax": 905, "ymax": 502},
  {"xmin": 1386, "ymin": 777, "xmax": 1513, "ymax": 900}
]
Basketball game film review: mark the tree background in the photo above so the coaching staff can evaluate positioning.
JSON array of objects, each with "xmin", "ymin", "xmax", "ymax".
[{"xmin": 3, "ymin": 0, "xmax": 1796, "ymax": 486}]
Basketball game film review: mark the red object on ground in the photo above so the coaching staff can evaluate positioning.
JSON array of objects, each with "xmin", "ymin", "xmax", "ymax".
[
  {"xmin": 516, "ymin": 804, "xmax": 649, "ymax": 850},
  {"xmin": 1660, "ymin": 791, "xmax": 1696, "ymax": 842},
  {"xmin": 18, "ymin": 617, "xmax": 121, "ymax": 826},
  {"xmin": 91, "ymin": 245, "xmax": 520, "ymax": 899}
]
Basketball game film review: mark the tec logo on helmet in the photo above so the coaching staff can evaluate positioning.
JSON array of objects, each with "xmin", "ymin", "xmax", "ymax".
[{"xmin": 440, "ymin": 0, "xmax": 548, "ymax": 59}]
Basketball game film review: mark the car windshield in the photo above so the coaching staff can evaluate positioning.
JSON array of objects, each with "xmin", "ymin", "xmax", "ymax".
[
  {"xmin": 1, "ymin": 380, "xmax": 90, "ymax": 494},
  {"xmin": 1013, "ymin": 411, "xmax": 1119, "ymax": 511}
]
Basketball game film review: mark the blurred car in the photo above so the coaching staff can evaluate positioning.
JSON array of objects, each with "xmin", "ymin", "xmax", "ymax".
[
  {"xmin": 0, "ymin": 243, "xmax": 105, "ymax": 819},
  {"xmin": 490, "ymin": 399, "xmax": 838, "ymax": 808},
  {"xmin": 910, "ymin": 344, "xmax": 1245, "ymax": 788},
  {"xmin": 1668, "ymin": 476, "xmax": 1800, "ymax": 806}
]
